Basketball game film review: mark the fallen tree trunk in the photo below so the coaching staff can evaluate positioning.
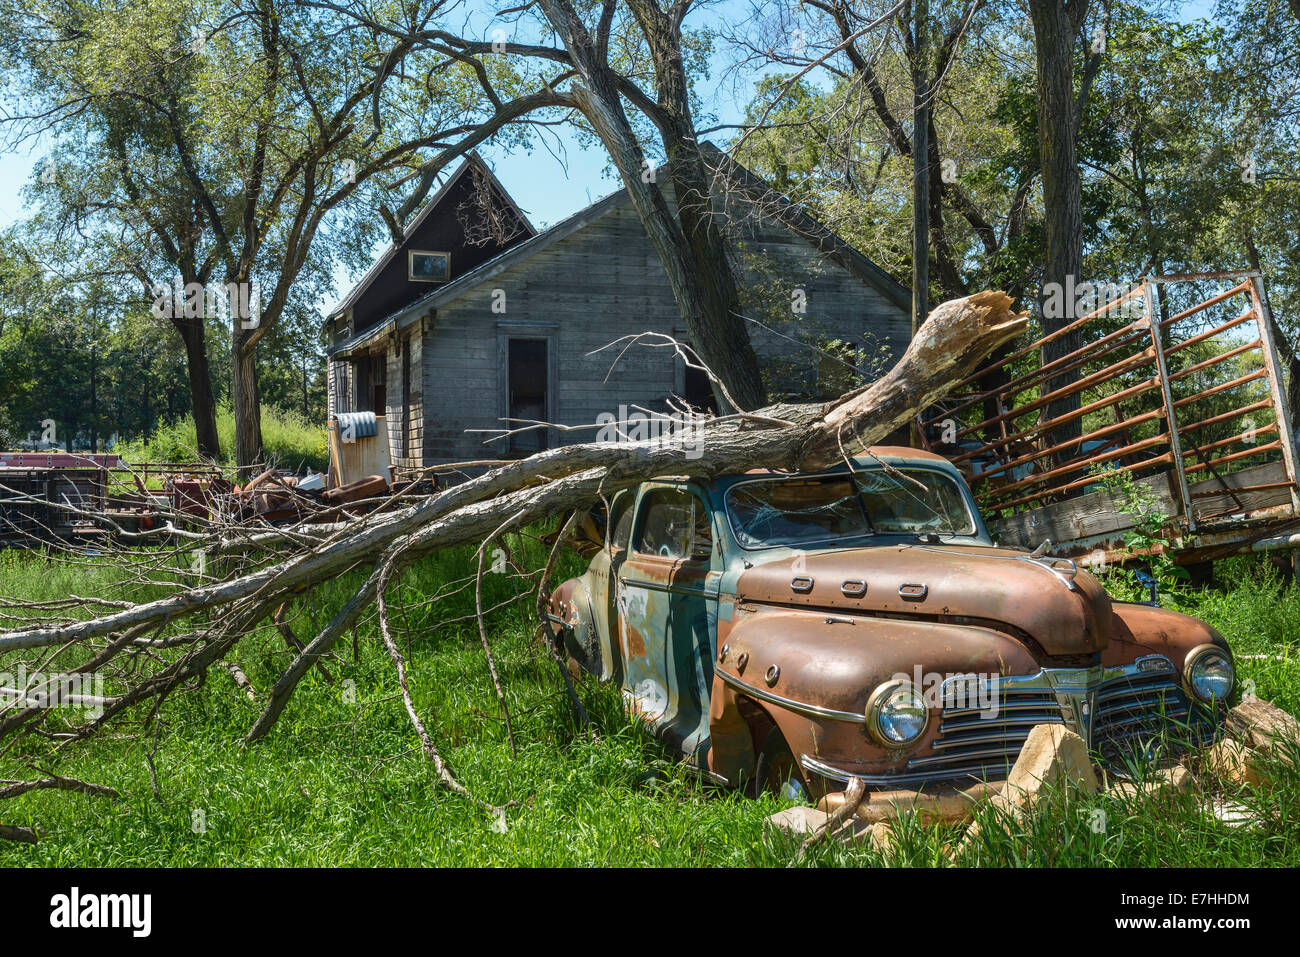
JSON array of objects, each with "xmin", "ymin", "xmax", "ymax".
[{"xmin": 0, "ymin": 291, "xmax": 1026, "ymax": 799}]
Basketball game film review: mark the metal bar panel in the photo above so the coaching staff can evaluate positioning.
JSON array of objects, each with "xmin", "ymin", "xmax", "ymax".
[
  {"xmin": 1246, "ymin": 274, "xmax": 1300, "ymax": 511},
  {"xmin": 1143, "ymin": 279, "xmax": 1195, "ymax": 531}
]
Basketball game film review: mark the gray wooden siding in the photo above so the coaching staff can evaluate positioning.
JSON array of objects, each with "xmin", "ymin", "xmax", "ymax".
[{"xmin": 412, "ymin": 190, "xmax": 909, "ymax": 467}]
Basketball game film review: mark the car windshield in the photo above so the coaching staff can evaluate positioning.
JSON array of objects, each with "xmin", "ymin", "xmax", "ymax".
[{"xmin": 725, "ymin": 468, "xmax": 976, "ymax": 548}]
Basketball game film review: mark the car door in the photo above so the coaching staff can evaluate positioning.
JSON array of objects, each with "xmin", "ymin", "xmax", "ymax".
[{"xmin": 615, "ymin": 483, "xmax": 720, "ymax": 757}]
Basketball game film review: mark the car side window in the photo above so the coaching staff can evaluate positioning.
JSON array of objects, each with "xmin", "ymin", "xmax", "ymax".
[
  {"xmin": 633, "ymin": 487, "xmax": 712, "ymax": 560},
  {"xmin": 610, "ymin": 491, "xmax": 635, "ymax": 554}
]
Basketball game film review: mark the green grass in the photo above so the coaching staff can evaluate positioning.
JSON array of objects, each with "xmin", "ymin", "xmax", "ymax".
[
  {"xmin": 1, "ymin": 544, "xmax": 1298, "ymax": 867},
  {"xmin": 116, "ymin": 404, "xmax": 328, "ymax": 474}
]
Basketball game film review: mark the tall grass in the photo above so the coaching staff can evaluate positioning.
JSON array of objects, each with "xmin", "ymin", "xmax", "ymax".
[
  {"xmin": 116, "ymin": 405, "xmax": 328, "ymax": 473},
  {"xmin": 0, "ymin": 544, "xmax": 1297, "ymax": 866}
]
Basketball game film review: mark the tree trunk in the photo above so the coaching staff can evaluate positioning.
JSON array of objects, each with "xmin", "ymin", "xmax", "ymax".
[
  {"xmin": 1029, "ymin": 0, "xmax": 1090, "ymax": 454},
  {"xmin": 1243, "ymin": 230, "xmax": 1300, "ymax": 422},
  {"xmin": 172, "ymin": 316, "xmax": 221, "ymax": 460},
  {"xmin": 232, "ymin": 329, "xmax": 263, "ymax": 475},
  {"xmin": 913, "ymin": 0, "xmax": 931, "ymax": 336},
  {"xmin": 542, "ymin": 0, "xmax": 766, "ymax": 413}
]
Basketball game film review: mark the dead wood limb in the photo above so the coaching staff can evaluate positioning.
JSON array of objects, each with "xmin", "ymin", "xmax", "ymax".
[
  {"xmin": 0, "ymin": 773, "xmax": 121, "ymax": 801},
  {"xmin": 475, "ymin": 511, "xmax": 526, "ymax": 754},
  {"xmin": 221, "ymin": 662, "xmax": 257, "ymax": 701},
  {"xmin": 788, "ymin": 777, "xmax": 866, "ymax": 866},
  {"xmin": 374, "ymin": 546, "xmax": 495, "ymax": 811},
  {"xmin": 274, "ymin": 602, "xmax": 334, "ymax": 683},
  {"xmin": 0, "ymin": 824, "xmax": 38, "ymax": 843},
  {"xmin": 0, "ymin": 291, "xmax": 1023, "ymax": 659}
]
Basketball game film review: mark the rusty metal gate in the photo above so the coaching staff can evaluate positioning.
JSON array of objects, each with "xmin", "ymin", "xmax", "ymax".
[{"xmin": 916, "ymin": 271, "xmax": 1300, "ymax": 563}]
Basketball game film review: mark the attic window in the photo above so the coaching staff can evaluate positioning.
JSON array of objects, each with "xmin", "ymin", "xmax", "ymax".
[{"xmin": 409, "ymin": 250, "xmax": 451, "ymax": 282}]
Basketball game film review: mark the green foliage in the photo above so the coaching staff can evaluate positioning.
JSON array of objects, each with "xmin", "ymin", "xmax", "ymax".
[
  {"xmin": 117, "ymin": 404, "xmax": 327, "ymax": 472},
  {"xmin": 1090, "ymin": 462, "xmax": 1190, "ymax": 594}
]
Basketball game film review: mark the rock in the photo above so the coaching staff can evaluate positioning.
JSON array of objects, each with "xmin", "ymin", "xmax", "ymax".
[
  {"xmin": 1108, "ymin": 763, "xmax": 1193, "ymax": 800},
  {"xmin": 1228, "ymin": 699, "xmax": 1300, "ymax": 759},
  {"xmin": 1003, "ymin": 724, "xmax": 1098, "ymax": 805},
  {"xmin": 765, "ymin": 805, "xmax": 831, "ymax": 838},
  {"xmin": 958, "ymin": 724, "xmax": 1097, "ymax": 848},
  {"xmin": 1203, "ymin": 738, "xmax": 1267, "ymax": 787},
  {"xmin": 864, "ymin": 821, "xmax": 894, "ymax": 853},
  {"xmin": 817, "ymin": 780, "xmax": 1002, "ymax": 827},
  {"xmin": 1208, "ymin": 797, "xmax": 1258, "ymax": 829},
  {"xmin": 767, "ymin": 804, "xmax": 895, "ymax": 854}
]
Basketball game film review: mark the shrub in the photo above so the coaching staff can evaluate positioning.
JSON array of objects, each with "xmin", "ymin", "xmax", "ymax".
[{"xmin": 117, "ymin": 404, "xmax": 328, "ymax": 473}]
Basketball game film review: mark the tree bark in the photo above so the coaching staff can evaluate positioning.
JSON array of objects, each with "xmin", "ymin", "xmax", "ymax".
[
  {"xmin": 1028, "ymin": 0, "xmax": 1090, "ymax": 453},
  {"xmin": 232, "ymin": 329, "xmax": 263, "ymax": 475},
  {"xmin": 172, "ymin": 316, "xmax": 221, "ymax": 460},
  {"xmin": 1243, "ymin": 229, "xmax": 1300, "ymax": 421},
  {"xmin": 913, "ymin": 0, "xmax": 931, "ymax": 336}
]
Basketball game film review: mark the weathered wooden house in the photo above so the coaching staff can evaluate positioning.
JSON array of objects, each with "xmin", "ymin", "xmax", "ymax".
[{"xmin": 324, "ymin": 150, "xmax": 911, "ymax": 475}]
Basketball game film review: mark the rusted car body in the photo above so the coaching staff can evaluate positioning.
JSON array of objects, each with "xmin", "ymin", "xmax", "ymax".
[{"xmin": 547, "ymin": 446, "xmax": 1235, "ymax": 798}]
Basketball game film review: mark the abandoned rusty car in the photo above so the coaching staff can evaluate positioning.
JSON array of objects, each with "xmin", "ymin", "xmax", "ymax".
[{"xmin": 547, "ymin": 446, "xmax": 1236, "ymax": 799}]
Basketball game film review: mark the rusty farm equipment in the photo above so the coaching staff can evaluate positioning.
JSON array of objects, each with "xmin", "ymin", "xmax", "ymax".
[{"xmin": 916, "ymin": 271, "xmax": 1300, "ymax": 568}]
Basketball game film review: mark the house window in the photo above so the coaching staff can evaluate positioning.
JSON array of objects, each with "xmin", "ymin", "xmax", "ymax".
[
  {"xmin": 354, "ymin": 353, "xmax": 386, "ymax": 412},
  {"xmin": 408, "ymin": 250, "xmax": 451, "ymax": 282}
]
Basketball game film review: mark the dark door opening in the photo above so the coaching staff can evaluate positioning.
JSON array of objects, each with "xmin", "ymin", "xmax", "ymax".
[
  {"xmin": 508, "ymin": 338, "xmax": 548, "ymax": 454},
  {"xmin": 683, "ymin": 361, "xmax": 718, "ymax": 414},
  {"xmin": 355, "ymin": 353, "xmax": 386, "ymax": 413}
]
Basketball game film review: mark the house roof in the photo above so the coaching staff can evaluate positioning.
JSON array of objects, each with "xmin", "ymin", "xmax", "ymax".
[
  {"xmin": 325, "ymin": 153, "xmax": 535, "ymax": 322},
  {"xmin": 327, "ymin": 146, "xmax": 909, "ymax": 360}
]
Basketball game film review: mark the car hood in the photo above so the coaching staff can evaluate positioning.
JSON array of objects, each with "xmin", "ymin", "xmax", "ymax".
[{"xmin": 733, "ymin": 543, "xmax": 1111, "ymax": 657}]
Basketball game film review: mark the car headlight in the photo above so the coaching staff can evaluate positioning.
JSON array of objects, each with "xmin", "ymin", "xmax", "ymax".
[
  {"xmin": 866, "ymin": 679, "xmax": 929, "ymax": 747},
  {"xmin": 1184, "ymin": 645, "xmax": 1234, "ymax": 704}
]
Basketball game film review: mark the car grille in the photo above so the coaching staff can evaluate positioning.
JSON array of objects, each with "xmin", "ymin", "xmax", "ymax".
[
  {"xmin": 1091, "ymin": 669, "xmax": 1217, "ymax": 763},
  {"xmin": 897, "ymin": 662, "xmax": 1220, "ymax": 786}
]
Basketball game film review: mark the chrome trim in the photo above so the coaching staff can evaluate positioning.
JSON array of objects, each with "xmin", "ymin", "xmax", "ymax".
[
  {"xmin": 1135, "ymin": 654, "xmax": 1175, "ymax": 674},
  {"xmin": 716, "ymin": 669, "xmax": 866, "ymax": 723},
  {"xmin": 910, "ymin": 544, "xmax": 1081, "ymax": 591},
  {"xmin": 798, "ymin": 752, "xmax": 1005, "ymax": 788},
  {"xmin": 764, "ymin": 664, "xmax": 781, "ymax": 686},
  {"xmin": 1183, "ymin": 643, "xmax": 1235, "ymax": 702},
  {"xmin": 841, "ymin": 579, "xmax": 867, "ymax": 597},
  {"xmin": 898, "ymin": 582, "xmax": 928, "ymax": 601},
  {"xmin": 790, "ymin": 576, "xmax": 814, "ymax": 593}
]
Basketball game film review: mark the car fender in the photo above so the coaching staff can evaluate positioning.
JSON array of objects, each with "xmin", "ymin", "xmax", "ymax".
[
  {"xmin": 548, "ymin": 564, "xmax": 620, "ymax": 684},
  {"xmin": 712, "ymin": 606, "xmax": 1041, "ymax": 787}
]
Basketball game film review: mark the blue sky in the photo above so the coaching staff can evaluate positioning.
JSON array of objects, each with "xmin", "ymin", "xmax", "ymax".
[{"xmin": 0, "ymin": 0, "xmax": 1218, "ymax": 311}]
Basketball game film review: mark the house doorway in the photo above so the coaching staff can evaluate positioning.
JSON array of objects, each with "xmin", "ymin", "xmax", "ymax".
[{"xmin": 507, "ymin": 338, "xmax": 548, "ymax": 454}]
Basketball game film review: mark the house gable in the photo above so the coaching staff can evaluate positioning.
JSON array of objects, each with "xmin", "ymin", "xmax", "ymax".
[{"xmin": 331, "ymin": 155, "xmax": 535, "ymax": 335}]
